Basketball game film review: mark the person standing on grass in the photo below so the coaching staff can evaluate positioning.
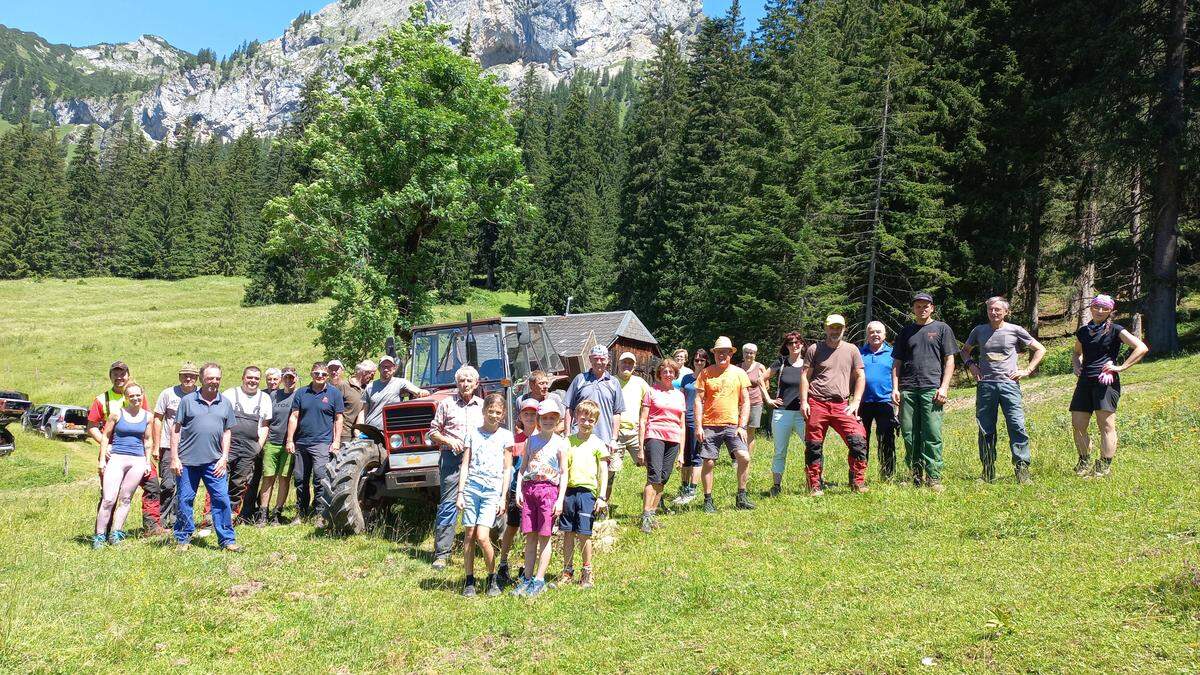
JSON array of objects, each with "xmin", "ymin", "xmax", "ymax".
[
  {"xmin": 286, "ymin": 362, "xmax": 344, "ymax": 525},
  {"xmin": 860, "ymin": 323, "xmax": 899, "ymax": 482},
  {"xmin": 455, "ymin": 393, "xmax": 514, "ymax": 598},
  {"xmin": 742, "ymin": 343, "xmax": 770, "ymax": 448},
  {"xmin": 170, "ymin": 363, "xmax": 241, "ymax": 552},
  {"xmin": 801, "ymin": 315, "xmax": 869, "ymax": 496},
  {"xmin": 152, "ymin": 362, "xmax": 199, "ymax": 529},
  {"xmin": 496, "ymin": 398, "xmax": 539, "ymax": 589},
  {"xmin": 360, "ymin": 355, "xmax": 429, "ymax": 435},
  {"xmin": 563, "ymin": 346, "xmax": 624, "ymax": 513},
  {"xmin": 639, "ymin": 359, "xmax": 685, "ymax": 532},
  {"xmin": 257, "ymin": 366, "xmax": 298, "ymax": 525},
  {"xmin": 1069, "ymin": 294, "xmax": 1148, "ymax": 478},
  {"xmin": 93, "ymin": 382, "xmax": 153, "ymax": 549},
  {"xmin": 767, "ymin": 333, "xmax": 806, "ymax": 496},
  {"xmin": 558, "ymin": 400, "xmax": 609, "ymax": 589},
  {"xmin": 961, "ymin": 297, "xmax": 1048, "ymax": 485},
  {"xmin": 88, "ymin": 360, "xmax": 159, "ymax": 535},
  {"xmin": 612, "ymin": 352, "xmax": 650, "ymax": 502},
  {"xmin": 672, "ymin": 348, "xmax": 708, "ymax": 505},
  {"xmin": 222, "ymin": 366, "xmax": 271, "ymax": 523},
  {"xmin": 427, "ymin": 365, "xmax": 484, "ymax": 571},
  {"xmin": 513, "ymin": 400, "xmax": 569, "ymax": 599},
  {"xmin": 695, "ymin": 336, "xmax": 754, "ymax": 513},
  {"xmin": 892, "ymin": 292, "xmax": 958, "ymax": 492}
]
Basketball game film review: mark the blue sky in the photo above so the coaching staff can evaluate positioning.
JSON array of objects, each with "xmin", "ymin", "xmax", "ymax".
[{"xmin": 2, "ymin": 0, "xmax": 761, "ymax": 57}]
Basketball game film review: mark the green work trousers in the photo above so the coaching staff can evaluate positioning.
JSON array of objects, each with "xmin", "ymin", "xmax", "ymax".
[{"xmin": 900, "ymin": 388, "xmax": 944, "ymax": 480}]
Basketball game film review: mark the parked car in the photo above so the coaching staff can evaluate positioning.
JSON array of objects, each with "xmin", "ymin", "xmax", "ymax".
[
  {"xmin": 21, "ymin": 404, "xmax": 49, "ymax": 432},
  {"xmin": 0, "ymin": 390, "xmax": 32, "ymax": 457},
  {"xmin": 35, "ymin": 405, "xmax": 89, "ymax": 440}
]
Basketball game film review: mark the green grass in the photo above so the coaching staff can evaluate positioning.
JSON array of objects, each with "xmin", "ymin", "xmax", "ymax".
[{"xmin": 1, "ymin": 277, "xmax": 1199, "ymax": 671}]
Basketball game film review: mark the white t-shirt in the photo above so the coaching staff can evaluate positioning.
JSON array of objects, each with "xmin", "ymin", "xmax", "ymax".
[
  {"xmin": 465, "ymin": 426, "xmax": 515, "ymax": 495},
  {"xmin": 153, "ymin": 385, "xmax": 188, "ymax": 449},
  {"xmin": 222, "ymin": 387, "xmax": 273, "ymax": 423}
]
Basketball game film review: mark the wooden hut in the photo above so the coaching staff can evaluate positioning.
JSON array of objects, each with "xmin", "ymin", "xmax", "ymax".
[{"xmin": 537, "ymin": 311, "xmax": 662, "ymax": 378}]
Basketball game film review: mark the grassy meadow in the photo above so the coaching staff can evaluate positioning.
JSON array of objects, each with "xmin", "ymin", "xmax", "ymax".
[{"xmin": 1, "ymin": 277, "xmax": 1199, "ymax": 672}]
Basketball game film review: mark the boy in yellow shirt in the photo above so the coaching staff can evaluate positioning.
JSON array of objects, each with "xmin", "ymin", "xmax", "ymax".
[{"xmin": 559, "ymin": 400, "xmax": 609, "ymax": 588}]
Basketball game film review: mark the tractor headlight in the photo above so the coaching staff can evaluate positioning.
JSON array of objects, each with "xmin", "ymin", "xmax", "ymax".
[
  {"xmin": 389, "ymin": 434, "xmax": 402, "ymax": 450},
  {"xmin": 425, "ymin": 432, "xmax": 434, "ymax": 447}
]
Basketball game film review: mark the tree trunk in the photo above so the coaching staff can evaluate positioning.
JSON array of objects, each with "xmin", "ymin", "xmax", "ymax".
[
  {"xmin": 1022, "ymin": 191, "xmax": 1044, "ymax": 336},
  {"xmin": 1074, "ymin": 166, "xmax": 1098, "ymax": 328},
  {"xmin": 1129, "ymin": 169, "xmax": 1144, "ymax": 337},
  {"xmin": 1146, "ymin": 0, "xmax": 1185, "ymax": 354},
  {"xmin": 863, "ymin": 65, "xmax": 892, "ymax": 328}
]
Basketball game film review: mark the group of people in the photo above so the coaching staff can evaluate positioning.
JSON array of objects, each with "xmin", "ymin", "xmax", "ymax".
[{"xmin": 87, "ymin": 289, "xmax": 1150, "ymax": 599}]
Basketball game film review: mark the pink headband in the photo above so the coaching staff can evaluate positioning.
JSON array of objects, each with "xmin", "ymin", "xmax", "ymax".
[{"xmin": 1089, "ymin": 294, "xmax": 1115, "ymax": 310}]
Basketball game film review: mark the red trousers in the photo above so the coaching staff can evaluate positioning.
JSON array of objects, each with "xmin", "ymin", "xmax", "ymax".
[{"xmin": 804, "ymin": 398, "xmax": 869, "ymax": 489}]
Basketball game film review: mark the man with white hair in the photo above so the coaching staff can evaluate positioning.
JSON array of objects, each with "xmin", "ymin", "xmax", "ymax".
[
  {"xmin": 427, "ymin": 365, "xmax": 484, "ymax": 570},
  {"xmin": 860, "ymin": 321, "xmax": 899, "ymax": 480},
  {"xmin": 961, "ymin": 296, "xmax": 1046, "ymax": 484}
]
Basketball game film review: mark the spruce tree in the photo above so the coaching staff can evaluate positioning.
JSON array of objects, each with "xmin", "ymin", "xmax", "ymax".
[{"xmin": 61, "ymin": 125, "xmax": 101, "ymax": 277}]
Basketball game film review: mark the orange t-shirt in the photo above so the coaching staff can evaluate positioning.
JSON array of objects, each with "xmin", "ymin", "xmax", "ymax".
[{"xmin": 696, "ymin": 365, "xmax": 750, "ymax": 426}]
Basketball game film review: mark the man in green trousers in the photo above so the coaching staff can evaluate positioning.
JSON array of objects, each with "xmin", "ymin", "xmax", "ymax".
[{"xmin": 891, "ymin": 292, "xmax": 958, "ymax": 492}]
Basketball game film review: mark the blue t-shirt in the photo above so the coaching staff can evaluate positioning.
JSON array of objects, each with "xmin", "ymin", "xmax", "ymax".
[
  {"xmin": 290, "ymin": 384, "xmax": 345, "ymax": 446},
  {"xmin": 175, "ymin": 391, "xmax": 236, "ymax": 466},
  {"xmin": 860, "ymin": 343, "xmax": 895, "ymax": 403},
  {"xmin": 111, "ymin": 409, "xmax": 149, "ymax": 457},
  {"xmin": 563, "ymin": 371, "xmax": 625, "ymax": 444},
  {"xmin": 676, "ymin": 373, "xmax": 698, "ymax": 420}
]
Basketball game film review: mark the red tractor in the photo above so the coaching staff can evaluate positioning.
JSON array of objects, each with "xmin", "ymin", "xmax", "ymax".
[{"xmin": 321, "ymin": 316, "xmax": 567, "ymax": 534}]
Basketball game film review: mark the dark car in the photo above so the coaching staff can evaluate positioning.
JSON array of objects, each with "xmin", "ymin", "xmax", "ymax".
[{"xmin": 0, "ymin": 390, "xmax": 32, "ymax": 457}]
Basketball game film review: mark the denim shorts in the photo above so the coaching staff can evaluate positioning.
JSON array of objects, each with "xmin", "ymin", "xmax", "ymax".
[{"xmin": 461, "ymin": 481, "xmax": 501, "ymax": 528}]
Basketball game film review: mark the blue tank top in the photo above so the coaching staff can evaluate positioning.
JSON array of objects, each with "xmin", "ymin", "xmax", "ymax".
[{"xmin": 111, "ymin": 408, "xmax": 149, "ymax": 457}]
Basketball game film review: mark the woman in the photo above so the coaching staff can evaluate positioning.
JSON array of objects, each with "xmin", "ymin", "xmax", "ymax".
[
  {"xmin": 767, "ymin": 332, "xmax": 806, "ymax": 496},
  {"xmin": 672, "ymin": 348, "xmax": 709, "ymax": 505},
  {"xmin": 639, "ymin": 360, "xmax": 686, "ymax": 532},
  {"xmin": 742, "ymin": 343, "xmax": 770, "ymax": 448},
  {"xmin": 94, "ymin": 381, "xmax": 153, "ymax": 548},
  {"xmin": 1069, "ymin": 294, "xmax": 1148, "ymax": 478}
]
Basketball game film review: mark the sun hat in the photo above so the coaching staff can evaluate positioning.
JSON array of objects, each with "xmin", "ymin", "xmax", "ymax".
[
  {"xmin": 711, "ymin": 336, "xmax": 735, "ymax": 352},
  {"xmin": 327, "ymin": 359, "xmax": 345, "ymax": 370},
  {"xmin": 178, "ymin": 361, "xmax": 200, "ymax": 376}
]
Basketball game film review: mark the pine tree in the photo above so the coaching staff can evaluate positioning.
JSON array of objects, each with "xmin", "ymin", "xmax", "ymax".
[
  {"xmin": 0, "ymin": 122, "xmax": 66, "ymax": 278},
  {"xmin": 61, "ymin": 125, "xmax": 101, "ymax": 277}
]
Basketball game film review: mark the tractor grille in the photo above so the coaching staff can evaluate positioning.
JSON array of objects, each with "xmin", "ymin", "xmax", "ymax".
[{"xmin": 383, "ymin": 404, "xmax": 436, "ymax": 432}]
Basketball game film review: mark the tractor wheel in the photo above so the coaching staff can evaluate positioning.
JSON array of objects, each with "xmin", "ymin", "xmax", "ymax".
[{"xmin": 321, "ymin": 440, "xmax": 390, "ymax": 536}]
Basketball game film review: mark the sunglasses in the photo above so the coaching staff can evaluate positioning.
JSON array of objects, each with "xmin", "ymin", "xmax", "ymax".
[{"xmin": 312, "ymin": 371, "xmax": 328, "ymax": 377}]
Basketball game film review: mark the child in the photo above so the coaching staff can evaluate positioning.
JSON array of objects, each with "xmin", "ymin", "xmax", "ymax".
[
  {"xmin": 513, "ymin": 399, "xmax": 569, "ymax": 598},
  {"xmin": 455, "ymin": 393, "xmax": 514, "ymax": 597},
  {"xmin": 559, "ymin": 399, "xmax": 609, "ymax": 588},
  {"xmin": 497, "ymin": 398, "xmax": 539, "ymax": 589}
]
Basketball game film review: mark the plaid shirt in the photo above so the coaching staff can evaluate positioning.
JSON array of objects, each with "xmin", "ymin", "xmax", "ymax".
[{"xmin": 430, "ymin": 393, "xmax": 484, "ymax": 452}]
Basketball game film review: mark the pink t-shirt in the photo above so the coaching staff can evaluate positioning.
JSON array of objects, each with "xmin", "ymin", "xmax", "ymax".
[{"xmin": 642, "ymin": 385, "xmax": 685, "ymax": 443}]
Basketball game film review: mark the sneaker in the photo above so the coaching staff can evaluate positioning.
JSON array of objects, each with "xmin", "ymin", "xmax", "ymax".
[
  {"xmin": 194, "ymin": 527, "xmax": 213, "ymax": 539},
  {"xmin": 1015, "ymin": 463, "xmax": 1033, "ymax": 485},
  {"xmin": 851, "ymin": 483, "xmax": 869, "ymax": 494},
  {"xmin": 1074, "ymin": 456, "xmax": 1093, "ymax": 477},
  {"xmin": 431, "ymin": 556, "xmax": 449, "ymax": 572},
  {"xmin": 91, "ymin": 534, "xmax": 107, "ymax": 550},
  {"xmin": 486, "ymin": 574, "xmax": 501, "ymax": 597},
  {"xmin": 559, "ymin": 568, "xmax": 575, "ymax": 585},
  {"xmin": 579, "ymin": 568, "xmax": 594, "ymax": 589},
  {"xmin": 496, "ymin": 564, "xmax": 511, "ymax": 589},
  {"xmin": 526, "ymin": 579, "xmax": 548, "ymax": 598},
  {"xmin": 810, "ymin": 485, "xmax": 825, "ymax": 497},
  {"xmin": 272, "ymin": 510, "xmax": 287, "ymax": 525},
  {"xmin": 928, "ymin": 480, "xmax": 945, "ymax": 494},
  {"xmin": 674, "ymin": 486, "xmax": 697, "ymax": 506},
  {"xmin": 640, "ymin": 513, "xmax": 654, "ymax": 534},
  {"xmin": 1092, "ymin": 458, "xmax": 1112, "ymax": 478},
  {"xmin": 175, "ymin": 541, "xmax": 190, "ymax": 552},
  {"xmin": 769, "ymin": 484, "xmax": 781, "ymax": 497},
  {"xmin": 108, "ymin": 530, "xmax": 127, "ymax": 546},
  {"xmin": 703, "ymin": 496, "xmax": 716, "ymax": 514},
  {"xmin": 735, "ymin": 491, "xmax": 756, "ymax": 510},
  {"xmin": 510, "ymin": 577, "xmax": 532, "ymax": 597},
  {"xmin": 253, "ymin": 510, "xmax": 268, "ymax": 527},
  {"xmin": 462, "ymin": 577, "xmax": 477, "ymax": 598},
  {"xmin": 221, "ymin": 543, "xmax": 244, "ymax": 553}
]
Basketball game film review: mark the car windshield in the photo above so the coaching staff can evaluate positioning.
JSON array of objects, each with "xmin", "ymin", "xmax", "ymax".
[{"xmin": 408, "ymin": 325, "xmax": 506, "ymax": 388}]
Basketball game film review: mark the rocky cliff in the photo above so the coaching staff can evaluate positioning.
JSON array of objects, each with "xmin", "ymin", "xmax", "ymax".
[{"xmin": 16, "ymin": 0, "xmax": 701, "ymax": 142}]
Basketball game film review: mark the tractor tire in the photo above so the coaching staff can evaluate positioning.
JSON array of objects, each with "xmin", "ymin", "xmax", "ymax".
[{"xmin": 321, "ymin": 440, "xmax": 390, "ymax": 536}]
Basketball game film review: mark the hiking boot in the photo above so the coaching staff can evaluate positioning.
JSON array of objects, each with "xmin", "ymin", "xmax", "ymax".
[
  {"xmin": 1091, "ymin": 458, "xmax": 1112, "ymax": 478},
  {"xmin": 1015, "ymin": 463, "xmax": 1033, "ymax": 485},
  {"xmin": 735, "ymin": 491, "xmax": 756, "ymax": 510},
  {"xmin": 313, "ymin": 516, "xmax": 327, "ymax": 530},
  {"xmin": 559, "ymin": 568, "xmax": 575, "ymax": 585},
  {"xmin": 640, "ymin": 513, "xmax": 654, "ymax": 534},
  {"xmin": 496, "ymin": 564, "xmax": 511, "ymax": 589},
  {"xmin": 848, "ymin": 456, "xmax": 869, "ymax": 493},
  {"xmin": 271, "ymin": 510, "xmax": 287, "ymax": 525},
  {"xmin": 221, "ymin": 542, "xmax": 244, "ymax": 553},
  {"xmin": 431, "ymin": 556, "xmax": 449, "ymax": 572},
  {"xmin": 175, "ymin": 541, "xmax": 191, "ymax": 552},
  {"xmin": 462, "ymin": 576, "xmax": 477, "ymax": 598},
  {"xmin": 253, "ymin": 509, "xmax": 268, "ymax": 527},
  {"xmin": 91, "ymin": 534, "xmax": 107, "ymax": 550},
  {"xmin": 1074, "ymin": 455, "xmax": 1092, "ymax": 477},
  {"xmin": 141, "ymin": 525, "xmax": 168, "ymax": 538},
  {"xmin": 806, "ymin": 462, "xmax": 824, "ymax": 496},
  {"xmin": 486, "ymin": 574, "xmax": 501, "ymax": 597},
  {"xmin": 703, "ymin": 496, "xmax": 716, "ymax": 514},
  {"xmin": 108, "ymin": 530, "xmax": 127, "ymax": 546},
  {"xmin": 851, "ymin": 483, "xmax": 869, "ymax": 494},
  {"xmin": 579, "ymin": 568, "xmax": 594, "ymax": 589},
  {"xmin": 769, "ymin": 483, "xmax": 782, "ymax": 497},
  {"xmin": 927, "ymin": 480, "xmax": 945, "ymax": 494}
]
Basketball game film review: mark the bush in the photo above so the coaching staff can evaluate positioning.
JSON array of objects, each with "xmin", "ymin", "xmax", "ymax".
[{"xmin": 1037, "ymin": 344, "xmax": 1075, "ymax": 377}]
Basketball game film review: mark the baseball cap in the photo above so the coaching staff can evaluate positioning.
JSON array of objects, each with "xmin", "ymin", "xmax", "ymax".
[
  {"xmin": 825, "ymin": 314, "xmax": 846, "ymax": 327},
  {"xmin": 109, "ymin": 360, "xmax": 129, "ymax": 373},
  {"xmin": 379, "ymin": 354, "xmax": 396, "ymax": 365},
  {"xmin": 281, "ymin": 365, "xmax": 297, "ymax": 377},
  {"xmin": 178, "ymin": 361, "xmax": 200, "ymax": 376},
  {"xmin": 520, "ymin": 398, "xmax": 540, "ymax": 412},
  {"xmin": 536, "ymin": 399, "xmax": 562, "ymax": 417},
  {"xmin": 619, "ymin": 351, "xmax": 637, "ymax": 363},
  {"xmin": 588, "ymin": 345, "xmax": 608, "ymax": 358},
  {"xmin": 327, "ymin": 359, "xmax": 345, "ymax": 369},
  {"xmin": 913, "ymin": 292, "xmax": 934, "ymax": 304}
]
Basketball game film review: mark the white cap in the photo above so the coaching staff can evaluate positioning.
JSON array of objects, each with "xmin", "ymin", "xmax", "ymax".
[
  {"xmin": 379, "ymin": 354, "xmax": 396, "ymax": 365},
  {"xmin": 619, "ymin": 351, "xmax": 637, "ymax": 363},
  {"xmin": 327, "ymin": 359, "xmax": 345, "ymax": 369},
  {"xmin": 589, "ymin": 345, "xmax": 608, "ymax": 358},
  {"xmin": 536, "ymin": 399, "xmax": 562, "ymax": 417}
]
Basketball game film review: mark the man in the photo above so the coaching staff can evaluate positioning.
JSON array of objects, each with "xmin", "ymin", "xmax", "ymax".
[
  {"xmin": 800, "ymin": 315, "xmax": 869, "ymax": 496},
  {"xmin": 286, "ymin": 362, "xmax": 345, "ymax": 524},
  {"xmin": 961, "ymin": 296, "xmax": 1046, "ymax": 484},
  {"xmin": 258, "ymin": 366, "xmax": 299, "ymax": 524},
  {"xmin": 892, "ymin": 292, "xmax": 958, "ymax": 492},
  {"xmin": 612, "ymin": 352, "xmax": 651, "ymax": 504},
  {"xmin": 335, "ymin": 360, "xmax": 371, "ymax": 441},
  {"xmin": 88, "ymin": 360, "xmax": 159, "ymax": 534},
  {"xmin": 427, "ymin": 365, "xmax": 484, "ymax": 571},
  {"xmin": 169, "ymin": 362, "xmax": 241, "ymax": 552},
  {"xmin": 564, "ymin": 346, "xmax": 625, "ymax": 512},
  {"xmin": 694, "ymin": 336, "xmax": 754, "ymax": 512},
  {"xmin": 520, "ymin": 370, "xmax": 563, "ymax": 408},
  {"xmin": 152, "ymin": 362, "xmax": 200, "ymax": 529},
  {"xmin": 360, "ymin": 355, "xmax": 429, "ymax": 434},
  {"xmin": 222, "ymin": 366, "xmax": 271, "ymax": 522},
  {"xmin": 860, "ymin": 322, "xmax": 899, "ymax": 481}
]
